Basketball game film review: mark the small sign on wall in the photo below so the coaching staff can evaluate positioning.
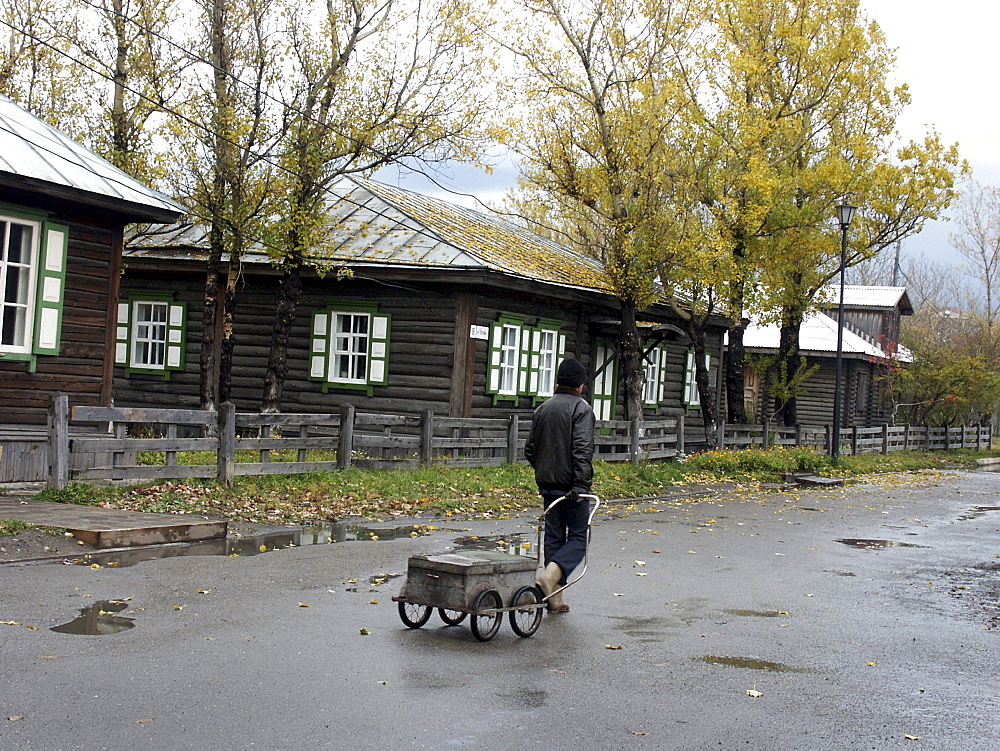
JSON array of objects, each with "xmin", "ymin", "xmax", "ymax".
[{"xmin": 470, "ymin": 325, "xmax": 489, "ymax": 340}]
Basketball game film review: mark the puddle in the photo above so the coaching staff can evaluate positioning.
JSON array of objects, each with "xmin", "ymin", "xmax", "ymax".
[
  {"xmin": 723, "ymin": 609, "xmax": 784, "ymax": 618},
  {"xmin": 452, "ymin": 533, "xmax": 535, "ymax": 557},
  {"xmin": 50, "ymin": 600, "xmax": 134, "ymax": 636},
  {"xmin": 957, "ymin": 506, "xmax": 1000, "ymax": 522},
  {"xmin": 301, "ymin": 523, "xmax": 435, "ymax": 544},
  {"xmin": 836, "ymin": 538, "xmax": 929, "ymax": 550},
  {"xmin": 347, "ymin": 572, "xmax": 402, "ymax": 592},
  {"xmin": 696, "ymin": 655, "xmax": 810, "ymax": 673},
  {"xmin": 609, "ymin": 615, "xmax": 670, "ymax": 641},
  {"xmin": 58, "ymin": 522, "xmax": 440, "ymax": 568}
]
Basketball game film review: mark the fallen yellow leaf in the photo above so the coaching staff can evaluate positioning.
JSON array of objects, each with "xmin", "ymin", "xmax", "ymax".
[
  {"xmin": 605, "ymin": 645, "xmax": 623, "ymax": 650},
  {"xmin": 298, "ymin": 603, "xmax": 310, "ymax": 608},
  {"xmin": 747, "ymin": 689, "xmax": 764, "ymax": 698}
]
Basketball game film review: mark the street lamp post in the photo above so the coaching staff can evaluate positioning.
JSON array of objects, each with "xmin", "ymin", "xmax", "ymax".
[{"xmin": 831, "ymin": 203, "xmax": 856, "ymax": 462}]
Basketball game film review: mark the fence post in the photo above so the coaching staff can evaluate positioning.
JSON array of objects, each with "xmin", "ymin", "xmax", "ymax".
[
  {"xmin": 762, "ymin": 419, "xmax": 770, "ymax": 450},
  {"xmin": 903, "ymin": 423, "xmax": 910, "ymax": 450},
  {"xmin": 851, "ymin": 426, "xmax": 858, "ymax": 456},
  {"xmin": 420, "ymin": 409, "xmax": 434, "ymax": 465},
  {"xmin": 977, "ymin": 422, "xmax": 983, "ymax": 451},
  {"xmin": 506, "ymin": 414, "xmax": 519, "ymax": 464},
  {"xmin": 882, "ymin": 423, "xmax": 889, "ymax": 455},
  {"xmin": 944, "ymin": 424, "xmax": 950, "ymax": 452},
  {"xmin": 825, "ymin": 424, "xmax": 831, "ymax": 456},
  {"xmin": 629, "ymin": 417, "xmax": 642, "ymax": 464},
  {"xmin": 679, "ymin": 415, "xmax": 686, "ymax": 456},
  {"xmin": 961, "ymin": 424, "xmax": 967, "ymax": 450},
  {"xmin": 48, "ymin": 392, "xmax": 69, "ymax": 490},
  {"xmin": 338, "ymin": 404, "xmax": 355, "ymax": 470},
  {"xmin": 217, "ymin": 401, "xmax": 235, "ymax": 487},
  {"xmin": 795, "ymin": 424, "xmax": 802, "ymax": 447},
  {"xmin": 715, "ymin": 419, "xmax": 723, "ymax": 450}
]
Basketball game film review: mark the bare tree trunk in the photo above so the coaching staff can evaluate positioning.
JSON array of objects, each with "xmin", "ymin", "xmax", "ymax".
[
  {"xmin": 772, "ymin": 320, "xmax": 802, "ymax": 427},
  {"xmin": 726, "ymin": 319, "xmax": 748, "ymax": 424},
  {"xmin": 261, "ymin": 256, "xmax": 303, "ymax": 413},
  {"xmin": 619, "ymin": 300, "xmax": 644, "ymax": 422},
  {"xmin": 685, "ymin": 315, "xmax": 717, "ymax": 435}
]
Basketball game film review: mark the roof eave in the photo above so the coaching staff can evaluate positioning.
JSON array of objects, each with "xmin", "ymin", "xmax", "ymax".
[{"xmin": 0, "ymin": 174, "xmax": 185, "ymax": 224}]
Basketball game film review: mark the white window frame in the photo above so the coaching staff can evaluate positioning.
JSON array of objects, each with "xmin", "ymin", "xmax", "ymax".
[
  {"xmin": 329, "ymin": 311, "xmax": 370, "ymax": 385},
  {"xmin": 536, "ymin": 328, "xmax": 558, "ymax": 397},
  {"xmin": 130, "ymin": 300, "xmax": 169, "ymax": 370},
  {"xmin": 684, "ymin": 349, "xmax": 710, "ymax": 407},
  {"xmin": 0, "ymin": 215, "xmax": 39, "ymax": 355},
  {"xmin": 498, "ymin": 321, "xmax": 520, "ymax": 395},
  {"xmin": 644, "ymin": 346, "xmax": 661, "ymax": 405}
]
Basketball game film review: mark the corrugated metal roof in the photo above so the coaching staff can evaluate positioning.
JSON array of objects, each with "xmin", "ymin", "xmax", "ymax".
[
  {"xmin": 817, "ymin": 285, "xmax": 912, "ymax": 314},
  {"xmin": 745, "ymin": 311, "xmax": 911, "ymax": 362},
  {"xmin": 0, "ymin": 94, "xmax": 184, "ymax": 218},
  {"xmin": 131, "ymin": 174, "xmax": 613, "ymax": 292}
]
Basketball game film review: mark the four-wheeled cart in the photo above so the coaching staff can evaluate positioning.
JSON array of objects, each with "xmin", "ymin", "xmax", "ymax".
[{"xmin": 392, "ymin": 494, "xmax": 601, "ymax": 641}]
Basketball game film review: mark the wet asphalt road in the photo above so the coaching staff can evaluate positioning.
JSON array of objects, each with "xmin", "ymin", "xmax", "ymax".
[{"xmin": 1, "ymin": 470, "xmax": 998, "ymax": 750}]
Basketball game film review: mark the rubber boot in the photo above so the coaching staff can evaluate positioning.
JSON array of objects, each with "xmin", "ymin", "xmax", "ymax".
[
  {"xmin": 547, "ymin": 587, "xmax": 570, "ymax": 613},
  {"xmin": 535, "ymin": 562, "xmax": 562, "ymax": 597}
]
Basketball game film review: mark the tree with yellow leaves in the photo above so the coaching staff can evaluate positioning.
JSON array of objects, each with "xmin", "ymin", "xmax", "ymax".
[
  {"xmin": 502, "ymin": 0, "xmax": 698, "ymax": 421},
  {"xmin": 675, "ymin": 0, "xmax": 964, "ymax": 425}
]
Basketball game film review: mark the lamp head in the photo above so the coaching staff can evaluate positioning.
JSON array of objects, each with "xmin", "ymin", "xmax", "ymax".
[{"xmin": 836, "ymin": 203, "xmax": 857, "ymax": 229}]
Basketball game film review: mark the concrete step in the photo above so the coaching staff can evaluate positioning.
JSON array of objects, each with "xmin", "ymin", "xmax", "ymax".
[{"xmin": 0, "ymin": 497, "xmax": 227, "ymax": 548}]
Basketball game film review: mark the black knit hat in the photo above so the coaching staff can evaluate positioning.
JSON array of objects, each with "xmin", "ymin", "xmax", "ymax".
[{"xmin": 557, "ymin": 358, "xmax": 588, "ymax": 387}]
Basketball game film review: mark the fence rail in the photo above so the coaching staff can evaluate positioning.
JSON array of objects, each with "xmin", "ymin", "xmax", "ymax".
[{"xmin": 42, "ymin": 394, "xmax": 992, "ymax": 489}]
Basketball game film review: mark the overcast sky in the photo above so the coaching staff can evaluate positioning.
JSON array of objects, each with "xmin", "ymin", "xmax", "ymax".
[{"xmin": 384, "ymin": 0, "xmax": 995, "ymax": 271}]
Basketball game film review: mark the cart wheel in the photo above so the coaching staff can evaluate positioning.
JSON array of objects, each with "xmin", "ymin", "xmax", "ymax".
[
  {"xmin": 508, "ymin": 585, "xmax": 544, "ymax": 638},
  {"xmin": 438, "ymin": 608, "xmax": 467, "ymax": 626},
  {"xmin": 398, "ymin": 601, "xmax": 432, "ymax": 628},
  {"xmin": 470, "ymin": 589, "xmax": 503, "ymax": 642}
]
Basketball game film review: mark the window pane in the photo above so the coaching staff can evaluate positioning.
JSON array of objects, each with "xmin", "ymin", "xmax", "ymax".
[
  {"xmin": 132, "ymin": 301, "xmax": 169, "ymax": 368},
  {"xmin": 0, "ymin": 218, "xmax": 35, "ymax": 350},
  {"xmin": 330, "ymin": 312, "xmax": 370, "ymax": 383},
  {"xmin": 499, "ymin": 324, "xmax": 519, "ymax": 393},
  {"xmin": 537, "ymin": 330, "xmax": 556, "ymax": 396}
]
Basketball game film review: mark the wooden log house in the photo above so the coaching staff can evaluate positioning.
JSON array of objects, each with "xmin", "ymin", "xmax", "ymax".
[
  {"xmin": 0, "ymin": 94, "xmax": 185, "ymax": 481},
  {"xmin": 120, "ymin": 176, "xmax": 728, "ymax": 442},
  {"xmin": 743, "ymin": 286, "xmax": 914, "ymax": 426}
]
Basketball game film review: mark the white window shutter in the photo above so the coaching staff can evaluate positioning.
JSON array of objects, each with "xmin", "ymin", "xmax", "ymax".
[
  {"xmin": 165, "ymin": 303, "xmax": 186, "ymax": 370},
  {"xmin": 368, "ymin": 313, "xmax": 391, "ymax": 385},
  {"xmin": 528, "ymin": 329, "xmax": 540, "ymax": 394},
  {"xmin": 32, "ymin": 223, "xmax": 68, "ymax": 356},
  {"xmin": 487, "ymin": 321, "xmax": 503, "ymax": 393},
  {"xmin": 115, "ymin": 302, "xmax": 130, "ymax": 365},
  {"xmin": 310, "ymin": 311, "xmax": 330, "ymax": 381},
  {"xmin": 518, "ymin": 325, "xmax": 531, "ymax": 394}
]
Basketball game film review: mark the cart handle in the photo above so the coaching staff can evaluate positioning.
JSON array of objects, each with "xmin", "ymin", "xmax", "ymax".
[{"xmin": 537, "ymin": 493, "xmax": 602, "ymax": 600}]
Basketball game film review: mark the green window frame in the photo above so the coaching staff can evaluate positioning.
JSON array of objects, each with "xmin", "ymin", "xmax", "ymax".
[
  {"xmin": 309, "ymin": 302, "xmax": 391, "ymax": 395},
  {"xmin": 0, "ymin": 206, "xmax": 67, "ymax": 368},
  {"xmin": 115, "ymin": 293, "xmax": 187, "ymax": 379}
]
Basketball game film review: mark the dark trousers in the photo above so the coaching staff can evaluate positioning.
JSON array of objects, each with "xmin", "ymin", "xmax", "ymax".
[{"xmin": 539, "ymin": 490, "xmax": 589, "ymax": 585}]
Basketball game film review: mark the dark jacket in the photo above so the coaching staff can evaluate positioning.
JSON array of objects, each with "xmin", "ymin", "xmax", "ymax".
[{"xmin": 524, "ymin": 387, "xmax": 596, "ymax": 495}]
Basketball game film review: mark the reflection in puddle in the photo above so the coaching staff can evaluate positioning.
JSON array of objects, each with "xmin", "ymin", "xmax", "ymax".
[
  {"xmin": 697, "ymin": 655, "xmax": 810, "ymax": 673},
  {"xmin": 50, "ymin": 600, "xmax": 134, "ymax": 636},
  {"xmin": 724, "ymin": 609, "xmax": 784, "ymax": 618},
  {"xmin": 957, "ymin": 506, "xmax": 1000, "ymax": 522},
  {"xmin": 452, "ymin": 533, "xmax": 535, "ymax": 557},
  {"xmin": 836, "ymin": 538, "xmax": 929, "ymax": 550}
]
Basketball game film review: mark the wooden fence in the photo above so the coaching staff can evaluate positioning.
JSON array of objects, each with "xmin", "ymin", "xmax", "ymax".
[
  {"xmin": 42, "ymin": 394, "xmax": 991, "ymax": 489},
  {"xmin": 715, "ymin": 420, "xmax": 992, "ymax": 454}
]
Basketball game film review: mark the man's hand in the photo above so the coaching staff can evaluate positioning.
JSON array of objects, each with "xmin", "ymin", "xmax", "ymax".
[{"xmin": 564, "ymin": 490, "xmax": 579, "ymax": 503}]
